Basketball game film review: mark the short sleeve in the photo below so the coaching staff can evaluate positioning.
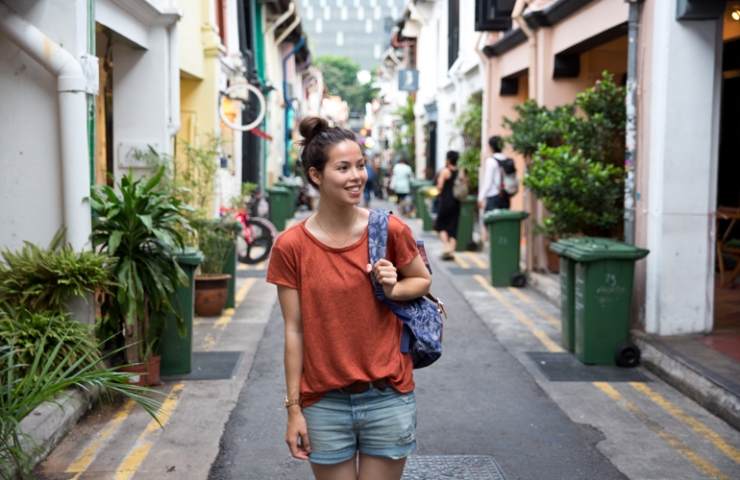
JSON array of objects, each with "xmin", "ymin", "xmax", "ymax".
[
  {"xmin": 387, "ymin": 214, "xmax": 418, "ymax": 270},
  {"xmin": 266, "ymin": 231, "xmax": 299, "ymax": 289}
]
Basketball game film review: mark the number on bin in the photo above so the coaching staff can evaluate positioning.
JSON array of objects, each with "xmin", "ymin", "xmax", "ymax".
[{"xmin": 497, "ymin": 237, "xmax": 508, "ymax": 245}]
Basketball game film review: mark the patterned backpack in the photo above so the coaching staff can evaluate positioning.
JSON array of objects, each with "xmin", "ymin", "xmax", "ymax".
[{"xmin": 368, "ymin": 209, "xmax": 446, "ymax": 369}]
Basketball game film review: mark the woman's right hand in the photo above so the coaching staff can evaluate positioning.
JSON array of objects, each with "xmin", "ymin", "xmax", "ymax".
[{"xmin": 286, "ymin": 408, "xmax": 311, "ymax": 460}]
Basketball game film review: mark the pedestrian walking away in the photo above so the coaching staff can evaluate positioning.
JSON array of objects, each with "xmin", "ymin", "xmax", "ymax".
[
  {"xmin": 390, "ymin": 156, "xmax": 413, "ymax": 204},
  {"xmin": 435, "ymin": 151, "xmax": 463, "ymax": 260},
  {"xmin": 266, "ymin": 115, "xmax": 433, "ymax": 480},
  {"xmin": 478, "ymin": 135, "xmax": 510, "ymax": 212}
]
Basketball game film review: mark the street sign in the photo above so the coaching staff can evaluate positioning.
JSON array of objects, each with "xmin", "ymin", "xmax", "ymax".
[{"xmin": 398, "ymin": 69, "xmax": 419, "ymax": 92}]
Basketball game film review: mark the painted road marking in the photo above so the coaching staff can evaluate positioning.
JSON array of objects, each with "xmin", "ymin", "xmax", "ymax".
[
  {"xmin": 236, "ymin": 278, "xmax": 257, "ymax": 303},
  {"xmin": 113, "ymin": 383, "xmax": 185, "ymax": 480},
  {"xmin": 255, "ymin": 260, "xmax": 267, "ymax": 270},
  {"xmin": 65, "ymin": 399, "xmax": 137, "ymax": 478},
  {"xmin": 508, "ymin": 287, "xmax": 532, "ymax": 304},
  {"xmin": 514, "ymin": 311, "xmax": 536, "ymax": 328},
  {"xmin": 630, "ymin": 382, "xmax": 740, "ymax": 464},
  {"xmin": 453, "ymin": 254, "xmax": 471, "ymax": 269},
  {"xmin": 473, "ymin": 275, "xmax": 512, "ymax": 308},
  {"xmin": 237, "ymin": 263, "xmax": 247, "ymax": 271},
  {"xmin": 535, "ymin": 306, "xmax": 561, "ymax": 329},
  {"xmin": 594, "ymin": 382, "xmax": 730, "ymax": 480},
  {"xmin": 464, "ymin": 252, "xmax": 488, "ymax": 269},
  {"xmin": 214, "ymin": 308, "xmax": 235, "ymax": 330},
  {"xmin": 532, "ymin": 330, "xmax": 564, "ymax": 353}
]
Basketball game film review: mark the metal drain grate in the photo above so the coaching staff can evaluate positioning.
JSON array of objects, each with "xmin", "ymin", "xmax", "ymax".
[
  {"xmin": 527, "ymin": 352, "xmax": 649, "ymax": 382},
  {"xmin": 162, "ymin": 351, "xmax": 243, "ymax": 381},
  {"xmin": 402, "ymin": 455, "xmax": 507, "ymax": 480}
]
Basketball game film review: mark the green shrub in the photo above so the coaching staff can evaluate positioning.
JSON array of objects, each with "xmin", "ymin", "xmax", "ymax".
[
  {"xmin": 0, "ymin": 230, "xmax": 114, "ymax": 314},
  {"xmin": 191, "ymin": 218, "xmax": 242, "ymax": 275},
  {"xmin": 455, "ymin": 98, "xmax": 482, "ymax": 189},
  {"xmin": 524, "ymin": 145, "xmax": 624, "ymax": 238},
  {"xmin": 0, "ymin": 309, "xmax": 100, "ymax": 382}
]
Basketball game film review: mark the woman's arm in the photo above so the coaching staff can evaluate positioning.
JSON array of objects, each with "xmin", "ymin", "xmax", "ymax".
[
  {"xmin": 368, "ymin": 254, "xmax": 432, "ymax": 301},
  {"xmin": 436, "ymin": 168, "xmax": 449, "ymax": 191},
  {"xmin": 278, "ymin": 285, "xmax": 311, "ymax": 460}
]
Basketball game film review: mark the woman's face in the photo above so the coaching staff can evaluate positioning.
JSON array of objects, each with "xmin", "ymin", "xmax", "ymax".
[{"xmin": 310, "ymin": 140, "xmax": 366, "ymax": 205}]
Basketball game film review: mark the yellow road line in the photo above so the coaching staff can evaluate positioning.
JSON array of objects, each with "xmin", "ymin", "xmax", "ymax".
[
  {"xmin": 193, "ymin": 318, "xmax": 202, "ymax": 326},
  {"xmin": 113, "ymin": 383, "xmax": 185, "ymax": 480},
  {"xmin": 535, "ymin": 307, "xmax": 561, "ymax": 329},
  {"xmin": 464, "ymin": 252, "xmax": 488, "ymax": 269},
  {"xmin": 473, "ymin": 275, "xmax": 512, "ymax": 308},
  {"xmin": 214, "ymin": 308, "xmax": 236, "ymax": 330},
  {"xmin": 508, "ymin": 287, "xmax": 532, "ymax": 303},
  {"xmin": 594, "ymin": 383, "xmax": 730, "ymax": 480},
  {"xmin": 532, "ymin": 330, "xmax": 564, "ymax": 353},
  {"xmin": 237, "ymin": 263, "xmax": 247, "ymax": 271},
  {"xmin": 235, "ymin": 277, "xmax": 257, "ymax": 304},
  {"xmin": 66, "ymin": 399, "xmax": 137, "ymax": 474},
  {"xmin": 515, "ymin": 311, "xmax": 536, "ymax": 328},
  {"xmin": 203, "ymin": 334, "xmax": 216, "ymax": 352},
  {"xmin": 255, "ymin": 260, "xmax": 267, "ymax": 270},
  {"xmin": 630, "ymin": 382, "xmax": 740, "ymax": 464},
  {"xmin": 453, "ymin": 254, "xmax": 470, "ymax": 269}
]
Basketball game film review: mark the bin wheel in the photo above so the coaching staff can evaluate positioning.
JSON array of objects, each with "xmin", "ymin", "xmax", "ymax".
[
  {"xmin": 510, "ymin": 272, "xmax": 526, "ymax": 288},
  {"xmin": 615, "ymin": 341, "xmax": 641, "ymax": 368}
]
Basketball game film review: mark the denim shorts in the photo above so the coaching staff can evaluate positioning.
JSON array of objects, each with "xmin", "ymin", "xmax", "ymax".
[{"xmin": 301, "ymin": 387, "xmax": 417, "ymax": 465}]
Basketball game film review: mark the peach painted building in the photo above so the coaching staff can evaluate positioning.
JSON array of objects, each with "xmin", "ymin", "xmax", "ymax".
[{"xmin": 478, "ymin": 0, "xmax": 739, "ymax": 337}]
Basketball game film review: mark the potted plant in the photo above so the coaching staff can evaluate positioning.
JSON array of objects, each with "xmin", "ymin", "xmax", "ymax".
[
  {"xmin": 191, "ymin": 218, "xmax": 241, "ymax": 317},
  {"xmin": 91, "ymin": 168, "xmax": 189, "ymax": 385}
]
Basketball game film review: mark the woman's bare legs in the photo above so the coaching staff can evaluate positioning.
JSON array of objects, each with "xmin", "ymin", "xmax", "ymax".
[{"xmin": 310, "ymin": 454, "xmax": 407, "ymax": 480}]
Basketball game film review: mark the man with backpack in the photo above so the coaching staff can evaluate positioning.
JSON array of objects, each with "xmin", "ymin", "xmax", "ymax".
[{"xmin": 477, "ymin": 136, "xmax": 518, "ymax": 211}]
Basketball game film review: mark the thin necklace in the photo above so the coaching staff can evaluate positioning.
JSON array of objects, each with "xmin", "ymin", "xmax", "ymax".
[{"xmin": 315, "ymin": 208, "xmax": 358, "ymax": 247}]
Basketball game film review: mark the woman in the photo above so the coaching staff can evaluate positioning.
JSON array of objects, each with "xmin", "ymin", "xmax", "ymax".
[
  {"xmin": 435, "ymin": 151, "xmax": 463, "ymax": 260},
  {"xmin": 390, "ymin": 156, "xmax": 413, "ymax": 203},
  {"xmin": 266, "ymin": 116, "xmax": 432, "ymax": 480}
]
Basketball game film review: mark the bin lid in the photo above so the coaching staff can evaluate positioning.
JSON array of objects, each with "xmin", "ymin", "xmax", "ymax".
[
  {"xmin": 483, "ymin": 209, "xmax": 529, "ymax": 224},
  {"xmin": 460, "ymin": 195, "xmax": 477, "ymax": 204},
  {"xmin": 549, "ymin": 238, "xmax": 579, "ymax": 255},
  {"xmin": 420, "ymin": 186, "xmax": 439, "ymax": 196},
  {"xmin": 267, "ymin": 186, "xmax": 290, "ymax": 195},
  {"xmin": 174, "ymin": 247, "xmax": 204, "ymax": 266},
  {"xmin": 558, "ymin": 237, "xmax": 649, "ymax": 262}
]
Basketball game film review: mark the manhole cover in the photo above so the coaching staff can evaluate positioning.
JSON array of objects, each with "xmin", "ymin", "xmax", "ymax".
[{"xmin": 402, "ymin": 455, "xmax": 507, "ymax": 480}]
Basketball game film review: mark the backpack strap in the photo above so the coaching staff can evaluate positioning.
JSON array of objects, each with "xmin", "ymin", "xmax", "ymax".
[{"xmin": 368, "ymin": 209, "xmax": 413, "ymax": 353}]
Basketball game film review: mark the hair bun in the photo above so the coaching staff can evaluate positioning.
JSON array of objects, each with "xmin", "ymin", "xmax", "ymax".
[{"xmin": 297, "ymin": 116, "xmax": 329, "ymax": 146}]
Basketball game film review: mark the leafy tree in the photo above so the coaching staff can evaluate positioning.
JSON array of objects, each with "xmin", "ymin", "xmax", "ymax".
[
  {"xmin": 392, "ymin": 95, "xmax": 415, "ymax": 165},
  {"xmin": 314, "ymin": 56, "xmax": 377, "ymax": 114},
  {"xmin": 503, "ymin": 100, "xmax": 573, "ymax": 161},
  {"xmin": 454, "ymin": 97, "xmax": 482, "ymax": 189}
]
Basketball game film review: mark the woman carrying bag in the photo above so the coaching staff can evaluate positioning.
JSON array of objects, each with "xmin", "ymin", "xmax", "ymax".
[{"xmin": 267, "ymin": 116, "xmax": 432, "ymax": 480}]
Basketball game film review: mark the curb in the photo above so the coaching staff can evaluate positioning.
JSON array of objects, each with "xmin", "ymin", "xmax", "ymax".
[
  {"xmin": 526, "ymin": 269, "xmax": 561, "ymax": 308},
  {"xmin": 633, "ymin": 331, "xmax": 740, "ymax": 432},
  {"xmin": 15, "ymin": 387, "xmax": 94, "ymax": 475}
]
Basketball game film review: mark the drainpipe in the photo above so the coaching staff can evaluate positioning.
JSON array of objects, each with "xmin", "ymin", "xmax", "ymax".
[
  {"xmin": 274, "ymin": 12, "xmax": 302, "ymax": 46},
  {"xmin": 0, "ymin": 2, "xmax": 92, "ymax": 251},
  {"xmin": 511, "ymin": 0, "xmax": 536, "ymax": 272},
  {"xmin": 283, "ymin": 36, "xmax": 306, "ymax": 177},
  {"xmin": 623, "ymin": 0, "xmax": 641, "ymax": 245},
  {"xmin": 167, "ymin": 23, "xmax": 180, "ymax": 136}
]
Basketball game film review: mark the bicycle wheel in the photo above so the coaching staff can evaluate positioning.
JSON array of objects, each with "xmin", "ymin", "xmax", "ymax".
[{"xmin": 237, "ymin": 217, "xmax": 276, "ymax": 264}]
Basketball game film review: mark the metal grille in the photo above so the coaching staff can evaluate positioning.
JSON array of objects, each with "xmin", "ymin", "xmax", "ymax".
[{"xmin": 403, "ymin": 455, "xmax": 507, "ymax": 480}]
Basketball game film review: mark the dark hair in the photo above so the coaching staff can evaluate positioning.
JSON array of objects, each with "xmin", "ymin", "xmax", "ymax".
[
  {"xmin": 446, "ymin": 150, "xmax": 459, "ymax": 166},
  {"xmin": 488, "ymin": 135, "xmax": 502, "ymax": 153},
  {"xmin": 296, "ymin": 116, "xmax": 357, "ymax": 188}
]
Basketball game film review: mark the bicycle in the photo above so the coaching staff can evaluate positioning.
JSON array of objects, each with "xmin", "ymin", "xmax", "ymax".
[{"xmin": 220, "ymin": 200, "xmax": 277, "ymax": 265}]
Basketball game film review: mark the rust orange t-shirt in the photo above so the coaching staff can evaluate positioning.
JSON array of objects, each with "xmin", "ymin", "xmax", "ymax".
[{"xmin": 266, "ymin": 213, "xmax": 418, "ymax": 408}]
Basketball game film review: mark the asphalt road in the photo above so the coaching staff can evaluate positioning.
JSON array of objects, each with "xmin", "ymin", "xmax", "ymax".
[{"xmin": 208, "ymin": 231, "xmax": 627, "ymax": 480}]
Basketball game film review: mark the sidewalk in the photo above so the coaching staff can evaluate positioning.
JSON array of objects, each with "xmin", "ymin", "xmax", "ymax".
[{"xmin": 525, "ymin": 260, "xmax": 740, "ymax": 433}]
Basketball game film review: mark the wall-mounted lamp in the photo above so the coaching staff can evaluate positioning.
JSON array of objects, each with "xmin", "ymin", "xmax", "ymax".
[{"xmin": 732, "ymin": 9, "xmax": 740, "ymax": 21}]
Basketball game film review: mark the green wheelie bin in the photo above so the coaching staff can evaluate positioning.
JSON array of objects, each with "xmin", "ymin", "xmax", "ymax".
[
  {"xmin": 412, "ymin": 179, "xmax": 432, "ymax": 216},
  {"xmin": 222, "ymin": 240, "xmax": 237, "ymax": 309},
  {"xmin": 483, "ymin": 210, "xmax": 529, "ymax": 287},
  {"xmin": 549, "ymin": 238, "xmax": 579, "ymax": 352},
  {"xmin": 564, "ymin": 238, "xmax": 649, "ymax": 366},
  {"xmin": 420, "ymin": 186, "xmax": 437, "ymax": 232},
  {"xmin": 267, "ymin": 186, "xmax": 291, "ymax": 231},
  {"xmin": 161, "ymin": 248, "xmax": 203, "ymax": 376},
  {"xmin": 455, "ymin": 196, "xmax": 477, "ymax": 252},
  {"xmin": 275, "ymin": 181, "xmax": 297, "ymax": 218}
]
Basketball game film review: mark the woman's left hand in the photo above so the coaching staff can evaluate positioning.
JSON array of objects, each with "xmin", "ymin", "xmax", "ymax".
[{"xmin": 367, "ymin": 260, "xmax": 397, "ymax": 299}]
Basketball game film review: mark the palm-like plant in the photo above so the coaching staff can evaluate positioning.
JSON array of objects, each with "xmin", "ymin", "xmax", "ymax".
[
  {"xmin": 90, "ymin": 168, "xmax": 189, "ymax": 364},
  {"xmin": 0, "ymin": 327, "xmax": 163, "ymax": 479}
]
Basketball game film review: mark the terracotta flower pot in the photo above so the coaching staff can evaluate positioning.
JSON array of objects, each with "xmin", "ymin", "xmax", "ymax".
[
  {"xmin": 547, "ymin": 249, "xmax": 560, "ymax": 274},
  {"xmin": 119, "ymin": 363, "xmax": 149, "ymax": 386},
  {"xmin": 147, "ymin": 355, "xmax": 161, "ymax": 385},
  {"xmin": 194, "ymin": 274, "xmax": 232, "ymax": 317}
]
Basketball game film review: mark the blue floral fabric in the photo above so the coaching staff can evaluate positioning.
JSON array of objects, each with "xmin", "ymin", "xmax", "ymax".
[{"xmin": 368, "ymin": 209, "xmax": 443, "ymax": 369}]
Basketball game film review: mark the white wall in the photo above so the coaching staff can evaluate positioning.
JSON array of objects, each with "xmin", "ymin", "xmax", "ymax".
[
  {"xmin": 645, "ymin": 0, "xmax": 723, "ymax": 335},
  {"xmin": 0, "ymin": 0, "xmax": 88, "ymax": 252}
]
